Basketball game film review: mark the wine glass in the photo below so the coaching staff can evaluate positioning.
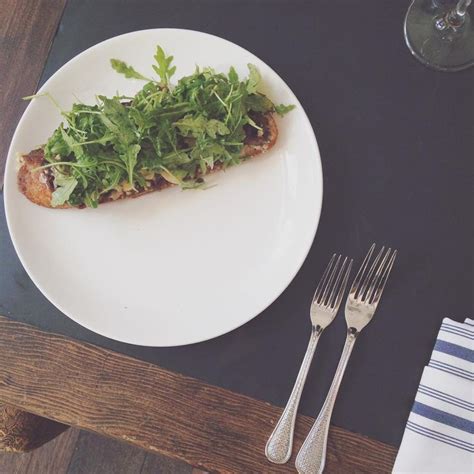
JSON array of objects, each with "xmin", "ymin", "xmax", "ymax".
[{"xmin": 404, "ymin": 0, "xmax": 474, "ymax": 71}]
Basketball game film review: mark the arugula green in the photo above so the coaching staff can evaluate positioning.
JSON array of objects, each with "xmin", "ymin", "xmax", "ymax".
[
  {"xmin": 51, "ymin": 174, "xmax": 78, "ymax": 207},
  {"xmin": 152, "ymin": 46, "xmax": 176, "ymax": 86},
  {"xmin": 33, "ymin": 45, "xmax": 294, "ymax": 207},
  {"xmin": 109, "ymin": 59, "xmax": 153, "ymax": 82},
  {"xmin": 274, "ymin": 103, "xmax": 296, "ymax": 117}
]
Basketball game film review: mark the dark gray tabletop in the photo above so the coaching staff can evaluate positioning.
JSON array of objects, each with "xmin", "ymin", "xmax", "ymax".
[{"xmin": 1, "ymin": 0, "xmax": 473, "ymax": 447}]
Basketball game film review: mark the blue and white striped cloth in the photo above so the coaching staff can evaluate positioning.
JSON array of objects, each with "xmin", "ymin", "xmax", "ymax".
[{"xmin": 393, "ymin": 318, "xmax": 473, "ymax": 473}]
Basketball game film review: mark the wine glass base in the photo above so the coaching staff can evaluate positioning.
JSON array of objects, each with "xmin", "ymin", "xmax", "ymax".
[{"xmin": 404, "ymin": 0, "xmax": 474, "ymax": 71}]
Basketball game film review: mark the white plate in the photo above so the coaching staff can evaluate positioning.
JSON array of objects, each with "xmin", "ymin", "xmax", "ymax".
[{"xmin": 4, "ymin": 29, "xmax": 322, "ymax": 346}]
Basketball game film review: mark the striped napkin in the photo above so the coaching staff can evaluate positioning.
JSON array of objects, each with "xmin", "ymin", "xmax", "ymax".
[{"xmin": 393, "ymin": 318, "xmax": 473, "ymax": 473}]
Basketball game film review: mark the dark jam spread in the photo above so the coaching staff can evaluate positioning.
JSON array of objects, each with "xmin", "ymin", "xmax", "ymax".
[{"xmin": 40, "ymin": 168, "xmax": 55, "ymax": 191}]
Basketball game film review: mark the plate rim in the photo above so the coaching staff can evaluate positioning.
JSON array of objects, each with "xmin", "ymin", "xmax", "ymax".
[{"xmin": 4, "ymin": 28, "xmax": 323, "ymax": 347}]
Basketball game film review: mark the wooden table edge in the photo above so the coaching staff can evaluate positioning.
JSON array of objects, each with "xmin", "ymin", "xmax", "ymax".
[{"xmin": 0, "ymin": 315, "xmax": 397, "ymax": 472}]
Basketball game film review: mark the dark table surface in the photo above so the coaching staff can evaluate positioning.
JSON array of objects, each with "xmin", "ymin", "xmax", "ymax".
[{"xmin": 1, "ymin": 0, "xmax": 473, "ymax": 448}]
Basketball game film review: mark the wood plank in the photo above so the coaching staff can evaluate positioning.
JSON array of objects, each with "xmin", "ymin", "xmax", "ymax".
[
  {"xmin": 0, "ymin": 449, "xmax": 31, "ymax": 474},
  {"xmin": 0, "ymin": 0, "xmax": 67, "ymax": 185},
  {"xmin": 140, "ymin": 449, "xmax": 194, "ymax": 474},
  {"xmin": 26, "ymin": 427, "xmax": 79, "ymax": 474},
  {"xmin": 0, "ymin": 316, "xmax": 397, "ymax": 473},
  {"xmin": 0, "ymin": 426, "xmax": 78, "ymax": 474},
  {"xmin": 0, "ymin": 403, "xmax": 69, "ymax": 452},
  {"xmin": 0, "ymin": 426, "xmax": 201, "ymax": 474},
  {"xmin": 67, "ymin": 429, "xmax": 147, "ymax": 474},
  {"xmin": 66, "ymin": 429, "xmax": 198, "ymax": 474}
]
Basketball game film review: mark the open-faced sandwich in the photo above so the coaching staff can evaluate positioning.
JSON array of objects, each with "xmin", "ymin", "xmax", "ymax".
[{"xmin": 18, "ymin": 46, "xmax": 294, "ymax": 208}]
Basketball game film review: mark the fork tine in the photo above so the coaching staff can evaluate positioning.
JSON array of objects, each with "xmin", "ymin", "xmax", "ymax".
[
  {"xmin": 312, "ymin": 254, "xmax": 336, "ymax": 304},
  {"xmin": 327, "ymin": 257, "xmax": 347, "ymax": 308},
  {"xmin": 331, "ymin": 258, "xmax": 353, "ymax": 309},
  {"xmin": 358, "ymin": 246, "xmax": 384, "ymax": 300},
  {"xmin": 321, "ymin": 255, "xmax": 341, "ymax": 305},
  {"xmin": 371, "ymin": 250, "xmax": 397, "ymax": 305},
  {"xmin": 350, "ymin": 243, "xmax": 375, "ymax": 295},
  {"xmin": 366, "ymin": 248, "xmax": 391, "ymax": 303}
]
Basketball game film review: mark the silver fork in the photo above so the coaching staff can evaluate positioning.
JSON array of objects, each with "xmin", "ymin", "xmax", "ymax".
[
  {"xmin": 295, "ymin": 244, "xmax": 397, "ymax": 474},
  {"xmin": 265, "ymin": 254, "xmax": 352, "ymax": 464}
]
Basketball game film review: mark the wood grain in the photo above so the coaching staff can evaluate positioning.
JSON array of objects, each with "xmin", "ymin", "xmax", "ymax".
[
  {"xmin": 67, "ymin": 429, "xmax": 148, "ymax": 474},
  {"xmin": 0, "ymin": 426, "xmax": 78, "ymax": 474},
  {"xmin": 0, "ymin": 404, "xmax": 69, "ymax": 452},
  {"xmin": 0, "ymin": 426, "xmax": 205, "ymax": 474},
  {"xmin": 0, "ymin": 0, "xmax": 67, "ymax": 185},
  {"xmin": 66, "ymin": 429, "xmax": 198, "ymax": 474},
  {"xmin": 140, "ymin": 450, "xmax": 194, "ymax": 474},
  {"xmin": 22, "ymin": 427, "xmax": 79, "ymax": 473},
  {"xmin": 0, "ymin": 316, "xmax": 397, "ymax": 473}
]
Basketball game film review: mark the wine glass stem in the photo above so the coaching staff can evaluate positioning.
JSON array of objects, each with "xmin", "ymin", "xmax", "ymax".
[
  {"xmin": 437, "ymin": 0, "xmax": 471, "ymax": 29},
  {"xmin": 456, "ymin": 0, "xmax": 471, "ymax": 17}
]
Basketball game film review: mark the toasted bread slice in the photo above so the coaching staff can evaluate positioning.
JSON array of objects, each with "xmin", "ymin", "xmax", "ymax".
[{"xmin": 18, "ymin": 112, "xmax": 278, "ymax": 209}]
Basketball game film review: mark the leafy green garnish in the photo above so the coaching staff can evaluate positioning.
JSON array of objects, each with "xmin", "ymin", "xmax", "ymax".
[
  {"xmin": 30, "ymin": 46, "xmax": 294, "ymax": 207},
  {"xmin": 246, "ymin": 64, "xmax": 261, "ymax": 94},
  {"xmin": 51, "ymin": 174, "xmax": 78, "ymax": 207},
  {"xmin": 110, "ymin": 59, "xmax": 152, "ymax": 82},
  {"xmin": 228, "ymin": 66, "xmax": 239, "ymax": 85},
  {"xmin": 152, "ymin": 46, "xmax": 176, "ymax": 86},
  {"xmin": 274, "ymin": 103, "xmax": 296, "ymax": 117}
]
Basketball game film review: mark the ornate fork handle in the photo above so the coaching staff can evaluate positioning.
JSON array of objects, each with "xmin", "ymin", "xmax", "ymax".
[
  {"xmin": 265, "ymin": 325, "xmax": 322, "ymax": 464},
  {"xmin": 295, "ymin": 328, "xmax": 358, "ymax": 474}
]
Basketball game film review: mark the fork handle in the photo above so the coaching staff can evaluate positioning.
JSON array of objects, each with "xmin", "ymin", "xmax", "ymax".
[
  {"xmin": 295, "ymin": 328, "xmax": 358, "ymax": 474},
  {"xmin": 265, "ymin": 326, "xmax": 322, "ymax": 464}
]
